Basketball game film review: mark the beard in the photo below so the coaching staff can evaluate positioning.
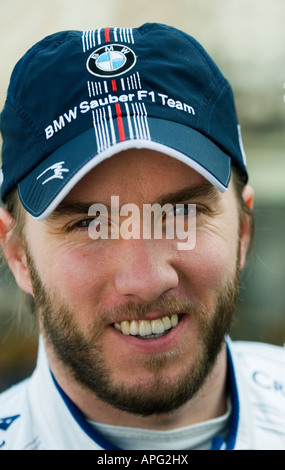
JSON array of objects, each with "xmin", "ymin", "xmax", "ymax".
[{"xmin": 25, "ymin": 244, "xmax": 240, "ymax": 417}]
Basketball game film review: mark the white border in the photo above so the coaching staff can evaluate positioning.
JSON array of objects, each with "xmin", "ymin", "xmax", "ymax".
[{"xmin": 34, "ymin": 140, "xmax": 227, "ymax": 221}]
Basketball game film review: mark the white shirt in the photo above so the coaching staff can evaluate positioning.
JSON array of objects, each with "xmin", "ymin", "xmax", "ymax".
[{"xmin": 88, "ymin": 401, "xmax": 231, "ymax": 450}]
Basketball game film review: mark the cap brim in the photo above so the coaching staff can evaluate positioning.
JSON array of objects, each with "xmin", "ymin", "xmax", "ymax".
[{"xmin": 18, "ymin": 117, "xmax": 231, "ymax": 220}]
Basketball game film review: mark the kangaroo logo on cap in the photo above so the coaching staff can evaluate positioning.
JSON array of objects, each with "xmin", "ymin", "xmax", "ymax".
[{"xmin": 87, "ymin": 44, "xmax": 136, "ymax": 78}]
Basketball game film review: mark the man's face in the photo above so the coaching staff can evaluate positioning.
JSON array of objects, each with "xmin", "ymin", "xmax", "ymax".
[{"xmin": 23, "ymin": 149, "xmax": 245, "ymax": 416}]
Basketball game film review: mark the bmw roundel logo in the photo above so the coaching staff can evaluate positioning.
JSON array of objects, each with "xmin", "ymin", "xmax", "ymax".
[{"xmin": 87, "ymin": 44, "xmax": 136, "ymax": 77}]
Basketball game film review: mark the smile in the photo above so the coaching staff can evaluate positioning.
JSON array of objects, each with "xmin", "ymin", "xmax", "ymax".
[{"xmin": 112, "ymin": 314, "xmax": 179, "ymax": 339}]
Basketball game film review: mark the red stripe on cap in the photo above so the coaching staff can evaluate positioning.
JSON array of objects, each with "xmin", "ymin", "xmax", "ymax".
[
  {"xmin": 105, "ymin": 27, "xmax": 110, "ymax": 43},
  {"xmin": 115, "ymin": 103, "xmax": 125, "ymax": 142},
  {"xmin": 111, "ymin": 80, "xmax": 117, "ymax": 91}
]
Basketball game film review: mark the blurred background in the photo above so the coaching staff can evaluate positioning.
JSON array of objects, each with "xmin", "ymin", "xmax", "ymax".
[{"xmin": 0, "ymin": 0, "xmax": 284, "ymax": 392}]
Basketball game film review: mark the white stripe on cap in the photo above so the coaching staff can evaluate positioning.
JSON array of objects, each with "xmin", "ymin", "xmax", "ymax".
[
  {"xmin": 237, "ymin": 124, "xmax": 247, "ymax": 167},
  {"xmin": 32, "ymin": 139, "xmax": 228, "ymax": 221},
  {"xmin": 82, "ymin": 27, "xmax": 135, "ymax": 52}
]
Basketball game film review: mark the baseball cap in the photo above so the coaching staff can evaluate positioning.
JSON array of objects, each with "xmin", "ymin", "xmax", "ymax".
[{"xmin": 0, "ymin": 23, "xmax": 248, "ymax": 220}]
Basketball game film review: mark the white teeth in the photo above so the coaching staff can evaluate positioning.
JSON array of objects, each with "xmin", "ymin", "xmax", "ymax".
[
  {"xmin": 130, "ymin": 320, "xmax": 139, "ymax": 336},
  {"xmin": 139, "ymin": 320, "xmax": 152, "ymax": 336},
  {"xmin": 113, "ymin": 314, "xmax": 180, "ymax": 338},
  {"xmin": 151, "ymin": 318, "xmax": 164, "ymax": 334},
  {"xmin": 121, "ymin": 321, "xmax": 130, "ymax": 335},
  {"xmin": 162, "ymin": 316, "xmax": 172, "ymax": 330},
  {"xmin": 171, "ymin": 314, "xmax": 178, "ymax": 327}
]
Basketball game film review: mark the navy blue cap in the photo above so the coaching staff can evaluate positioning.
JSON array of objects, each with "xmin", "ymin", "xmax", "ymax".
[{"xmin": 0, "ymin": 23, "xmax": 248, "ymax": 220}]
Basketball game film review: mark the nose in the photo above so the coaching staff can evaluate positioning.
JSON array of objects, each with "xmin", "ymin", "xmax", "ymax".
[{"xmin": 114, "ymin": 239, "xmax": 179, "ymax": 302}]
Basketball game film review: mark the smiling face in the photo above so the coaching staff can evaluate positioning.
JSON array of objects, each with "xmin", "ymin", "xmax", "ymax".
[{"xmin": 10, "ymin": 148, "xmax": 252, "ymax": 421}]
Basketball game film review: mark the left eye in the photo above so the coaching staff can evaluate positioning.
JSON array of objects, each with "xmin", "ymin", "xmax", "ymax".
[
  {"xmin": 169, "ymin": 204, "xmax": 196, "ymax": 216},
  {"xmin": 69, "ymin": 218, "xmax": 97, "ymax": 232},
  {"xmin": 76, "ymin": 219, "xmax": 94, "ymax": 228}
]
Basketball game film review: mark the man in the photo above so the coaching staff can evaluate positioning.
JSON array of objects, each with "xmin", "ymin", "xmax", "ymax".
[{"xmin": 0, "ymin": 23, "xmax": 284, "ymax": 451}]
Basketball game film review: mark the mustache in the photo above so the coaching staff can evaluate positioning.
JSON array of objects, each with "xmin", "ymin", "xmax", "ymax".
[{"xmin": 100, "ymin": 296, "xmax": 208, "ymax": 324}]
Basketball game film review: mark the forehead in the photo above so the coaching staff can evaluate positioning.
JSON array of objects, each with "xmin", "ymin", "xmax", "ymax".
[{"xmin": 63, "ymin": 148, "xmax": 214, "ymax": 204}]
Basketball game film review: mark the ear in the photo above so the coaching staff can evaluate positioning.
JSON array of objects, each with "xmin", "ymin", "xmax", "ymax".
[
  {"xmin": 0, "ymin": 208, "xmax": 33, "ymax": 295},
  {"xmin": 239, "ymin": 185, "xmax": 254, "ymax": 270}
]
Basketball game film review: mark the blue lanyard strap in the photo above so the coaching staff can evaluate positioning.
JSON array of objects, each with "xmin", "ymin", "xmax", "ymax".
[
  {"xmin": 50, "ymin": 370, "xmax": 121, "ymax": 450},
  {"xmin": 210, "ymin": 342, "xmax": 240, "ymax": 450}
]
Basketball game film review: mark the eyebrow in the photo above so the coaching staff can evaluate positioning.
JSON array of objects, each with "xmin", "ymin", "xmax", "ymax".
[
  {"xmin": 47, "ymin": 183, "xmax": 221, "ymax": 222},
  {"xmin": 155, "ymin": 183, "xmax": 221, "ymax": 207},
  {"xmin": 46, "ymin": 201, "xmax": 111, "ymax": 222}
]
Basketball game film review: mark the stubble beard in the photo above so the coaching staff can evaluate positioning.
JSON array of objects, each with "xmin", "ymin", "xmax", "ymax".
[{"xmin": 25, "ymin": 245, "xmax": 240, "ymax": 417}]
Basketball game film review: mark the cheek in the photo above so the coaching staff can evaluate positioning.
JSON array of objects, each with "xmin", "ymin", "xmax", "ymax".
[
  {"xmin": 35, "ymin": 243, "xmax": 113, "ymax": 314},
  {"xmin": 177, "ymin": 224, "xmax": 240, "ymax": 302}
]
